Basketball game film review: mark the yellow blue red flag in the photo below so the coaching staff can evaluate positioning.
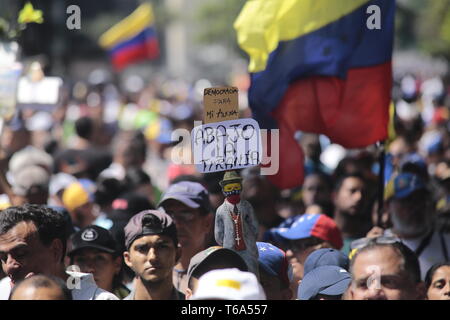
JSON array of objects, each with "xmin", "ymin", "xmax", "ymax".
[
  {"xmin": 99, "ymin": 3, "xmax": 159, "ymax": 70},
  {"xmin": 235, "ymin": 0, "xmax": 395, "ymax": 189}
]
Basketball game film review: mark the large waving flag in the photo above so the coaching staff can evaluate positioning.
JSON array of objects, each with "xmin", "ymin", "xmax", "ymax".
[
  {"xmin": 235, "ymin": 0, "xmax": 395, "ymax": 189},
  {"xmin": 99, "ymin": 3, "xmax": 159, "ymax": 71}
]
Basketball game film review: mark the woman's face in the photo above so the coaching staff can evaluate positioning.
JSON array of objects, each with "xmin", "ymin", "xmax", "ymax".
[{"xmin": 427, "ymin": 266, "xmax": 450, "ymax": 300}]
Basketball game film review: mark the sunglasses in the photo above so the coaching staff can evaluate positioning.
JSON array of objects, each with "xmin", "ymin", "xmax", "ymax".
[{"xmin": 350, "ymin": 236, "xmax": 401, "ymax": 251}]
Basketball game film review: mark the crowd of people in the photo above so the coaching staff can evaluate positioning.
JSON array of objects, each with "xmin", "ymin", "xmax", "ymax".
[{"xmin": 0, "ymin": 67, "xmax": 449, "ymax": 300}]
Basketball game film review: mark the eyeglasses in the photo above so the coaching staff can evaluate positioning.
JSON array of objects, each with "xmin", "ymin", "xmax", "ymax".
[{"xmin": 350, "ymin": 236, "xmax": 401, "ymax": 251}]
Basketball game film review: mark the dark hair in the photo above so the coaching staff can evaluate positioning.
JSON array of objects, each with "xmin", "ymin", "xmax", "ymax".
[
  {"xmin": 425, "ymin": 262, "xmax": 450, "ymax": 289},
  {"xmin": 334, "ymin": 172, "xmax": 366, "ymax": 193},
  {"xmin": 125, "ymin": 167, "xmax": 151, "ymax": 188},
  {"xmin": 9, "ymin": 274, "xmax": 72, "ymax": 300},
  {"xmin": 112, "ymin": 131, "xmax": 147, "ymax": 168},
  {"xmin": 0, "ymin": 205, "xmax": 67, "ymax": 262},
  {"xmin": 75, "ymin": 116, "xmax": 94, "ymax": 140},
  {"xmin": 95, "ymin": 177, "xmax": 125, "ymax": 207},
  {"xmin": 350, "ymin": 241, "xmax": 421, "ymax": 284}
]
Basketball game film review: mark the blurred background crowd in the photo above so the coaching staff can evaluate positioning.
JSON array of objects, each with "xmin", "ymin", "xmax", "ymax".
[{"xmin": 0, "ymin": 0, "xmax": 449, "ymax": 301}]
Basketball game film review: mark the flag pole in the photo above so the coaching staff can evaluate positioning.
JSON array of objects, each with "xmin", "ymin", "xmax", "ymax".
[{"xmin": 376, "ymin": 140, "xmax": 386, "ymax": 228}]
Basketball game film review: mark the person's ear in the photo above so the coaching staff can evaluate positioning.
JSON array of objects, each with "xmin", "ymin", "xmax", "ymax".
[
  {"xmin": 185, "ymin": 287, "xmax": 193, "ymax": 300},
  {"xmin": 123, "ymin": 251, "xmax": 132, "ymax": 269},
  {"xmin": 50, "ymin": 238, "xmax": 64, "ymax": 263}
]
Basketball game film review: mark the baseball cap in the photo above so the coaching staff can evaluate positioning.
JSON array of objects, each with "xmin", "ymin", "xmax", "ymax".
[
  {"xmin": 49, "ymin": 173, "xmax": 77, "ymax": 196},
  {"xmin": 68, "ymin": 225, "xmax": 117, "ymax": 257},
  {"xmin": 297, "ymin": 265, "xmax": 351, "ymax": 300},
  {"xmin": 62, "ymin": 179, "xmax": 96, "ymax": 212},
  {"xmin": 11, "ymin": 165, "xmax": 50, "ymax": 196},
  {"xmin": 158, "ymin": 181, "xmax": 210, "ymax": 211},
  {"xmin": 187, "ymin": 246, "xmax": 248, "ymax": 281},
  {"xmin": 8, "ymin": 145, "xmax": 53, "ymax": 175},
  {"xmin": 257, "ymin": 242, "xmax": 291, "ymax": 287},
  {"xmin": 275, "ymin": 214, "xmax": 343, "ymax": 249},
  {"xmin": 124, "ymin": 209, "xmax": 178, "ymax": 250},
  {"xmin": 384, "ymin": 172, "xmax": 427, "ymax": 200},
  {"xmin": 191, "ymin": 268, "xmax": 266, "ymax": 300},
  {"xmin": 303, "ymin": 248, "xmax": 350, "ymax": 276}
]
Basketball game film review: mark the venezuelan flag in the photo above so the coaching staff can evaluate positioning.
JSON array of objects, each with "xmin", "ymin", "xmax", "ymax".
[
  {"xmin": 235, "ymin": 0, "xmax": 395, "ymax": 189},
  {"xmin": 99, "ymin": 3, "xmax": 159, "ymax": 71}
]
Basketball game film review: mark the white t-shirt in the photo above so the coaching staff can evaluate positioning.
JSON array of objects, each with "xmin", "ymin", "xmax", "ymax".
[
  {"xmin": 0, "ymin": 271, "xmax": 118, "ymax": 300},
  {"xmin": 0, "ymin": 276, "xmax": 11, "ymax": 300}
]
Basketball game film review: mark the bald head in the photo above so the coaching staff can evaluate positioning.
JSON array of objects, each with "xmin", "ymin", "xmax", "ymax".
[{"xmin": 9, "ymin": 275, "xmax": 72, "ymax": 300}]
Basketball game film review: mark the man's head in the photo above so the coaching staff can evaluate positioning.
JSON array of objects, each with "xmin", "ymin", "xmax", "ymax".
[
  {"xmin": 0, "ymin": 205, "xmax": 67, "ymax": 285},
  {"xmin": 9, "ymin": 274, "xmax": 72, "ymax": 300},
  {"xmin": 349, "ymin": 237, "xmax": 424, "ymax": 300},
  {"xmin": 257, "ymin": 242, "xmax": 292, "ymax": 300},
  {"xmin": 303, "ymin": 248, "xmax": 350, "ymax": 276},
  {"xmin": 158, "ymin": 181, "xmax": 212, "ymax": 252},
  {"xmin": 276, "ymin": 214, "xmax": 343, "ymax": 280},
  {"xmin": 385, "ymin": 173, "xmax": 433, "ymax": 238},
  {"xmin": 74, "ymin": 116, "xmax": 94, "ymax": 141},
  {"xmin": 62, "ymin": 179, "xmax": 96, "ymax": 228},
  {"xmin": 333, "ymin": 173, "xmax": 366, "ymax": 216},
  {"xmin": 10, "ymin": 166, "xmax": 50, "ymax": 205},
  {"xmin": 68, "ymin": 225, "xmax": 122, "ymax": 292},
  {"xmin": 123, "ymin": 210, "xmax": 181, "ymax": 285},
  {"xmin": 112, "ymin": 131, "xmax": 147, "ymax": 169},
  {"xmin": 185, "ymin": 246, "xmax": 249, "ymax": 299}
]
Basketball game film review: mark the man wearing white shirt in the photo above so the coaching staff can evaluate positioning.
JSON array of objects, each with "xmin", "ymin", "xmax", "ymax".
[{"xmin": 0, "ymin": 204, "xmax": 117, "ymax": 300}]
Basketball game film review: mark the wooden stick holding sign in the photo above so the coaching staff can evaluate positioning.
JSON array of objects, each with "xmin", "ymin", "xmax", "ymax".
[{"xmin": 197, "ymin": 86, "xmax": 260, "ymax": 279}]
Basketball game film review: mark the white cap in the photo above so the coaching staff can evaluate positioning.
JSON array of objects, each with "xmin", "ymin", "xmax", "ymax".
[
  {"xmin": 49, "ymin": 173, "xmax": 77, "ymax": 196},
  {"xmin": 191, "ymin": 268, "xmax": 266, "ymax": 300}
]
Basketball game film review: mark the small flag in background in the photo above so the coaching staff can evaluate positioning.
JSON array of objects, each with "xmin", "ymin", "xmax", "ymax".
[{"xmin": 99, "ymin": 3, "xmax": 159, "ymax": 71}]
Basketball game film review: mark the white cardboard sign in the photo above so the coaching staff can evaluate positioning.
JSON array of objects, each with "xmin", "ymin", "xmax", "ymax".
[{"xmin": 191, "ymin": 118, "xmax": 262, "ymax": 173}]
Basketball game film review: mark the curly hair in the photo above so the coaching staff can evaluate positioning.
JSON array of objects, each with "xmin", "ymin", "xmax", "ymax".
[{"xmin": 0, "ymin": 204, "xmax": 68, "ymax": 262}]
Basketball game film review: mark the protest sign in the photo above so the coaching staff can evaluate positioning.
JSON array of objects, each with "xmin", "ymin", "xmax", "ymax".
[
  {"xmin": 203, "ymin": 86, "xmax": 239, "ymax": 123},
  {"xmin": 16, "ymin": 76, "xmax": 63, "ymax": 110},
  {"xmin": 191, "ymin": 118, "xmax": 262, "ymax": 173}
]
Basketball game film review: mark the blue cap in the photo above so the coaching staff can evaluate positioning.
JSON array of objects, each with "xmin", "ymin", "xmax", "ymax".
[
  {"xmin": 386, "ymin": 172, "xmax": 427, "ymax": 200},
  {"xmin": 303, "ymin": 248, "xmax": 349, "ymax": 276},
  {"xmin": 275, "ymin": 214, "xmax": 343, "ymax": 249},
  {"xmin": 158, "ymin": 181, "xmax": 210, "ymax": 210},
  {"xmin": 298, "ymin": 265, "xmax": 351, "ymax": 300},
  {"xmin": 262, "ymin": 216, "xmax": 300, "ymax": 245},
  {"xmin": 257, "ymin": 242, "xmax": 291, "ymax": 286}
]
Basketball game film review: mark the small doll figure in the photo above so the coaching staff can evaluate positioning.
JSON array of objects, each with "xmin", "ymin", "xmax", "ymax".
[{"xmin": 214, "ymin": 170, "xmax": 259, "ymax": 278}]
